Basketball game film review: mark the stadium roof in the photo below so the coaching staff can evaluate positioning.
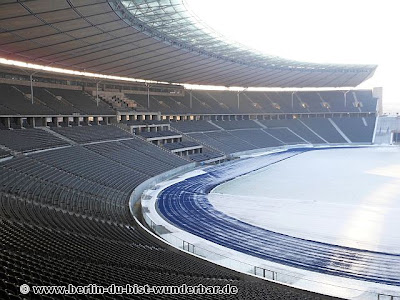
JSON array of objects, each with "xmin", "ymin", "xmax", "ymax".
[{"xmin": 0, "ymin": 0, "xmax": 377, "ymax": 88}]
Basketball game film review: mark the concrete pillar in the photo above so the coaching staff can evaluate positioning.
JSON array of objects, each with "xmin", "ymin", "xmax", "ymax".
[
  {"xmin": 109, "ymin": 116, "xmax": 117, "ymax": 124},
  {"xmin": 1, "ymin": 117, "xmax": 10, "ymax": 129},
  {"xmin": 26, "ymin": 117, "xmax": 35, "ymax": 128},
  {"xmin": 33, "ymin": 117, "xmax": 44, "ymax": 127},
  {"xmin": 73, "ymin": 117, "xmax": 80, "ymax": 126},
  {"xmin": 52, "ymin": 117, "xmax": 59, "ymax": 127},
  {"xmin": 63, "ymin": 117, "xmax": 69, "ymax": 126}
]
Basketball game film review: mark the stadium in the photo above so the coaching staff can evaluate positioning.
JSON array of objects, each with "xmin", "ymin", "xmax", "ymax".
[{"xmin": 0, "ymin": 0, "xmax": 399, "ymax": 299}]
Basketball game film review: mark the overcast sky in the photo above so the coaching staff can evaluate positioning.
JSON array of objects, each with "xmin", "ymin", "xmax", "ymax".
[{"xmin": 186, "ymin": 0, "xmax": 399, "ymax": 113}]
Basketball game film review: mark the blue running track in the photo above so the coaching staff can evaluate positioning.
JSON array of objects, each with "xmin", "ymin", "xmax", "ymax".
[{"xmin": 157, "ymin": 148, "xmax": 400, "ymax": 286}]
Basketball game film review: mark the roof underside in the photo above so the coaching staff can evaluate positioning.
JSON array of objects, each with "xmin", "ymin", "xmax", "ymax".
[{"xmin": 0, "ymin": 0, "xmax": 377, "ymax": 87}]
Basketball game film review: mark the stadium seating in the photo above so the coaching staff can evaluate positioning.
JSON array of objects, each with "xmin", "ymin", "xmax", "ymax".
[
  {"xmin": 0, "ymin": 78, "xmax": 376, "ymax": 300},
  {"xmin": 0, "ymin": 148, "xmax": 10, "ymax": 158},
  {"xmin": 0, "ymin": 128, "xmax": 68, "ymax": 152},
  {"xmin": 331, "ymin": 116, "xmax": 376, "ymax": 143},
  {"xmin": 261, "ymin": 120, "xmax": 326, "ymax": 144},
  {"xmin": 47, "ymin": 88, "xmax": 114, "ymax": 115},
  {"xmin": 170, "ymin": 120, "xmax": 219, "ymax": 133},
  {"xmin": 0, "ymin": 125, "xmax": 334, "ymax": 300},
  {"xmin": 14, "ymin": 85, "xmax": 81, "ymax": 115},
  {"xmin": 0, "ymin": 83, "xmax": 55, "ymax": 115},
  {"xmin": 51, "ymin": 125, "xmax": 132, "ymax": 144},
  {"xmin": 394, "ymin": 132, "xmax": 400, "ymax": 143},
  {"xmin": 212, "ymin": 120, "xmax": 261, "ymax": 130},
  {"xmin": 189, "ymin": 150, "xmax": 225, "ymax": 162},
  {"xmin": 229, "ymin": 130, "xmax": 283, "ymax": 148},
  {"xmin": 300, "ymin": 118, "xmax": 347, "ymax": 143},
  {"xmin": 139, "ymin": 130, "xmax": 181, "ymax": 139},
  {"xmin": 162, "ymin": 141, "xmax": 201, "ymax": 151}
]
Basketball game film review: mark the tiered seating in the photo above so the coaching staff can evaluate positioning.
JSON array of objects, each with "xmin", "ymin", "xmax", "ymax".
[
  {"xmin": 0, "ymin": 148, "xmax": 10, "ymax": 158},
  {"xmin": 213, "ymin": 120, "xmax": 260, "ymax": 130},
  {"xmin": 17, "ymin": 85, "xmax": 81, "ymax": 115},
  {"xmin": 394, "ymin": 132, "xmax": 400, "ymax": 143},
  {"xmin": 296, "ymin": 92, "xmax": 330, "ymax": 113},
  {"xmin": 85, "ymin": 139, "xmax": 187, "ymax": 176},
  {"xmin": 163, "ymin": 141, "xmax": 200, "ymax": 151},
  {"xmin": 0, "ymin": 129, "xmax": 68, "ymax": 152},
  {"xmin": 0, "ymin": 83, "xmax": 55, "ymax": 115},
  {"xmin": 48, "ymin": 88, "xmax": 114, "ymax": 115},
  {"xmin": 263, "ymin": 128, "xmax": 305, "ymax": 144},
  {"xmin": 170, "ymin": 120, "xmax": 219, "ymax": 133},
  {"xmin": 139, "ymin": 130, "xmax": 180, "ymax": 139},
  {"xmin": 121, "ymin": 139, "xmax": 188, "ymax": 167},
  {"xmin": 332, "ymin": 116, "xmax": 376, "ymax": 143},
  {"xmin": 124, "ymin": 89, "xmax": 377, "ymax": 115},
  {"xmin": 261, "ymin": 120, "xmax": 325, "ymax": 144},
  {"xmin": 301, "ymin": 118, "xmax": 347, "ymax": 143},
  {"xmin": 189, "ymin": 150, "xmax": 224, "ymax": 162},
  {"xmin": 52, "ymin": 125, "xmax": 132, "ymax": 143},
  {"xmin": 189, "ymin": 131, "xmax": 257, "ymax": 154},
  {"xmin": 243, "ymin": 92, "xmax": 280, "ymax": 113},
  {"xmin": 30, "ymin": 146, "xmax": 148, "ymax": 198},
  {"xmin": 0, "ymin": 81, "xmax": 377, "ymax": 116},
  {"xmin": 0, "ymin": 123, "xmax": 347, "ymax": 300},
  {"xmin": 191, "ymin": 91, "xmax": 230, "ymax": 114},
  {"xmin": 0, "ymin": 103, "xmax": 18, "ymax": 115},
  {"xmin": 230, "ymin": 129, "xmax": 283, "ymax": 148},
  {"xmin": 123, "ymin": 119, "xmax": 168, "ymax": 126}
]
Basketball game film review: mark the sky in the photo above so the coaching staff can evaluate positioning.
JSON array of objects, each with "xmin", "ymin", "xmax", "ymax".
[{"xmin": 186, "ymin": 0, "xmax": 400, "ymax": 113}]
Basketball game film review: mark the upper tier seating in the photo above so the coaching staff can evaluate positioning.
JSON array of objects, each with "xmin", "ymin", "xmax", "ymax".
[
  {"xmin": 16, "ymin": 85, "xmax": 82, "ymax": 115},
  {"xmin": 122, "ymin": 89, "xmax": 377, "ymax": 115},
  {"xmin": 179, "ymin": 117, "xmax": 375, "ymax": 154},
  {"xmin": 47, "ymin": 88, "xmax": 115, "ymax": 115},
  {"xmin": 0, "ymin": 80, "xmax": 377, "ymax": 116},
  {"xmin": 0, "ymin": 84, "xmax": 55, "ymax": 115},
  {"xmin": 0, "ymin": 83, "xmax": 115, "ymax": 116}
]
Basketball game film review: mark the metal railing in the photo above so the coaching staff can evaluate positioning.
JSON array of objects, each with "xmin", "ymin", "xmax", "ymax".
[{"xmin": 142, "ymin": 210, "xmax": 400, "ymax": 300}]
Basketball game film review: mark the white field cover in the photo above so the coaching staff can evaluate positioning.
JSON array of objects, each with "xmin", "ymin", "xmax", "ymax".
[{"xmin": 143, "ymin": 146, "xmax": 400, "ymax": 299}]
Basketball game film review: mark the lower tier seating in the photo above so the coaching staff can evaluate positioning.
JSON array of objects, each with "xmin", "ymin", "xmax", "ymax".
[{"xmin": 0, "ymin": 127, "xmax": 334, "ymax": 299}]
